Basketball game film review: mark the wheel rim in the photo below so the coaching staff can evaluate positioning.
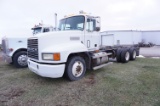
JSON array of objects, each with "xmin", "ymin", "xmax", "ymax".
[
  {"xmin": 133, "ymin": 51, "xmax": 136, "ymax": 59},
  {"xmin": 18, "ymin": 55, "xmax": 27, "ymax": 66},
  {"xmin": 72, "ymin": 61, "xmax": 84, "ymax": 77},
  {"xmin": 125, "ymin": 52, "xmax": 130, "ymax": 61}
]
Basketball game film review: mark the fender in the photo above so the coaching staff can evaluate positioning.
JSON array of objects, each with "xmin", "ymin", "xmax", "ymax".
[
  {"xmin": 12, "ymin": 48, "xmax": 27, "ymax": 57},
  {"xmin": 10, "ymin": 47, "xmax": 27, "ymax": 56},
  {"xmin": 6, "ymin": 37, "xmax": 28, "ymax": 56}
]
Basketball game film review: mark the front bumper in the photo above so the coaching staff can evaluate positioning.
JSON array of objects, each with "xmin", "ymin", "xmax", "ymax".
[
  {"xmin": 28, "ymin": 59, "xmax": 65, "ymax": 78},
  {"xmin": 2, "ymin": 52, "xmax": 12, "ymax": 63}
]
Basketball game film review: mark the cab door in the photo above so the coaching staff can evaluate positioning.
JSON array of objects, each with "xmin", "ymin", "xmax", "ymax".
[{"xmin": 84, "ymin": 17, "xmax": 100, "ymax": 51}]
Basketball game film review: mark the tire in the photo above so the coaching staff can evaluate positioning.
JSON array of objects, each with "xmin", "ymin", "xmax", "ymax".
[
  {"xmin": 116, "ymin": 48, "xmax": 122, "ymax": 62},
  {"xmin": 129, "ymin": 48, "xmax": 136, "ymax": 60},
  {"xmin": 65, "ymin": 56, "xmax": 86, "ymax": 81},
  {"xmin": 121, "ymin": 48, "xmax": 130, "ymax": 63},
  {"xmin": 136, "ymin": 49, "xmax": 139, "ymax": 56},
  {"xmin": 13, "ymin": 51, "xmax": 28, "ymax": 68}
]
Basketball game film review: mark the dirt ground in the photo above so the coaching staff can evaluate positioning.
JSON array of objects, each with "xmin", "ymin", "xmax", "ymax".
[{"xmin": 140, "ymin": 46, "xmax": 160, "ymax": 57}]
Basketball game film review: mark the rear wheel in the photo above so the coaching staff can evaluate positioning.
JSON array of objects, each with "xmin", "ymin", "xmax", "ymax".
[
  {"xmin": 121, "ymin": 48, "xmax": 130, "ymax": 63},
  {"xmin": 13, "ymin": 51, "xmax": 28, "ymax": 68},
  {"xmin": 129, "ymin": 48, "xmax": 136, "ymax": 60},
  {"xmin": 65, "ymin": 56, "xmax": 86, "ymax": 81},
  {"xmin": 116, "ymin": 48, "xmax": 122, "ymax": 62}
]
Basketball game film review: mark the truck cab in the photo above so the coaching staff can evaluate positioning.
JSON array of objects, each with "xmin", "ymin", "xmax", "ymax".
[
  {"xmin": 27, "ymin": 12, "xmax": 139, "ymax": 81},
  {"xmin": 27, "ymin": 13, "xmax": 106, "ymax": 80},
  {"xmin": 2, "ymin": 24, "xmax": 53, "ymax": 68},
  {"xmin": 32, "ymin": 24, "xmax": 53, "ymax": 35}
]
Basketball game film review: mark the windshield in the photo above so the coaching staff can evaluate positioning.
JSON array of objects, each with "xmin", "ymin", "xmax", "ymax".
[
  {"xmin": 32, "ymin": 27, "xmax": 42, "ymax": 35},
  {"xmin": 58, "ymin": 16, "xmax": 85, "ymax": 31}
]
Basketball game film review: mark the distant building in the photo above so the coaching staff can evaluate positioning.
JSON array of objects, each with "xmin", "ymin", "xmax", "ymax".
[
  {"xmin": 142, "ymin": 31, "xmax": 160, "ymax": 45},
  {"xmin": 101, "ymin": 30, "xmax": 160, "ymax": 46}
]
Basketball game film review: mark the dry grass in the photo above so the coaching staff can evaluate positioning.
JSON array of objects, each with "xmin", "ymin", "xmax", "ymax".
[{"xmin": 0, "ymin": 57, "xmax": 160, "ymax": 106}]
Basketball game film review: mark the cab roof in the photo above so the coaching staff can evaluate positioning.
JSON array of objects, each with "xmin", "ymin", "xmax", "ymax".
[{"xmin": 61, "ymin": 13, "xmax": 99, "ymax": 20}]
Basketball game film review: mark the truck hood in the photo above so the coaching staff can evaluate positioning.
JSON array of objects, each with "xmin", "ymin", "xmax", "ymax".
[
  {"xmin": 2, "ymin": 36, "xmax": 30, "ymax": 56},
  {"xmin": 37, "ymin": 30, "xmax": 83, "ymax": 38},
  {"xmin": 37, "ymin": 31, "xmax": 84, "ymax": 49},
  {"xmin": 3, "ymin": 35, "xmax": 31, "ymax": 39},
  {"xmin": 28, "ymin": 30, "xmax": 87, "ymax": 63}
]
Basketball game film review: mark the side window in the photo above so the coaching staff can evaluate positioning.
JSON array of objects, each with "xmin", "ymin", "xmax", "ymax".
[
  {"xmin": 43, "ymin": 28, "xmax": 50, "ymax": 33},
  {"xmin": 60, "ymin": 24, "xmax": 65, "ymax": 30},
  {"xmin": 86, "ymin": 18, "xmax": 96, "ymax": 31}
]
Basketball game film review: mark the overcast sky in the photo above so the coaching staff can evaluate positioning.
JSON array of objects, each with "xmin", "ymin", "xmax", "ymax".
[{"xmin": 0, "ymin": 0, "xmax": 160, "ymax": 42}]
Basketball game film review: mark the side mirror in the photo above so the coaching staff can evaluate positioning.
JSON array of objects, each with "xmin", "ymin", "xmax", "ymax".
[{"xmin": 95, "ymin": 17, "xmax": 101, "ymax": 31}]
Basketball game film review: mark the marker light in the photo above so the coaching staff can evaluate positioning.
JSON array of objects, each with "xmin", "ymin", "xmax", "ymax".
[{"xmin": 9, "ymin": 48, "xmax": 14, "ymax": 52}]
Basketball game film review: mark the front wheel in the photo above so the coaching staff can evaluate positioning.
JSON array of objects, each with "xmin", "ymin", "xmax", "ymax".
[
  {"xmin": 65, "ymin": 56, "xmax": 86, "ymax": 81},
  {"xmin": 13, "ymin": 51, "xmax": 28, "ymax": 68}
]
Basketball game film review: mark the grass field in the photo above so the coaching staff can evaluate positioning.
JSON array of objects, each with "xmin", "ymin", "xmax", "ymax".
[{"xmin": 0, "ymin": 58, "xmax": 160, "ymax": 106}]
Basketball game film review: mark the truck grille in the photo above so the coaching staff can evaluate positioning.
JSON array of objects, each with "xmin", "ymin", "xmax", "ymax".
[
  {"xmin": 2, "ymin": 39, "xmax": 7, "ymax": 53},
  {"xmin": 27, "ymin": 39, "xmax": 39, "ymax": 60}
]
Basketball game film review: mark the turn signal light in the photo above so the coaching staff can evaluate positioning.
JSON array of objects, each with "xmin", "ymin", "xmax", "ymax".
[
  {"xmin": 95, "ymin": 50, "xmax": 99, "ymax": 53},
  {"xmin": 53, "ymin": 53, "xmax": 60, "ymax": 61}
]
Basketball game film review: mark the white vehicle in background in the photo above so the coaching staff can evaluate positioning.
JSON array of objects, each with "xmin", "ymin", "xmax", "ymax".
[
  {"xmin": 2, "ymin": 24, "xmax": 53, "ymax": 68},
  {"xmin": 27, "ymin": 11, "xmax": 140, "ymax": 81}
]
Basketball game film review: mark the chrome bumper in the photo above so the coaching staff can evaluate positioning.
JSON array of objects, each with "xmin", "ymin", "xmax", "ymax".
[{"xmin": 28, "ymin": 59, "xmax": 65, "ymax": 78}]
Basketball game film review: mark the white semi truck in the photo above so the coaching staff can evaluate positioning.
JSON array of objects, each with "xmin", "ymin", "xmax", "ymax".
[
  {"xmin": 2, "ymin": 24, "xmax": 53, "ymax": 68},
  {"xmin": 27, "ymin": 12, "xmax": 139, "ymax": 81}
]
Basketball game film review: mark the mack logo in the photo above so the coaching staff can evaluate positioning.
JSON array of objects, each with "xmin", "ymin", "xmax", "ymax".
[{"xmin": 28, "ymin": 48, "xmax": 38, "ymax": 52}]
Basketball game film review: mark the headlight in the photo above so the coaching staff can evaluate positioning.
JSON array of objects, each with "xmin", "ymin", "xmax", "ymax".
[{"xmin": 42, "ymin": 53, "xmax": 60, "ymax": 61}]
